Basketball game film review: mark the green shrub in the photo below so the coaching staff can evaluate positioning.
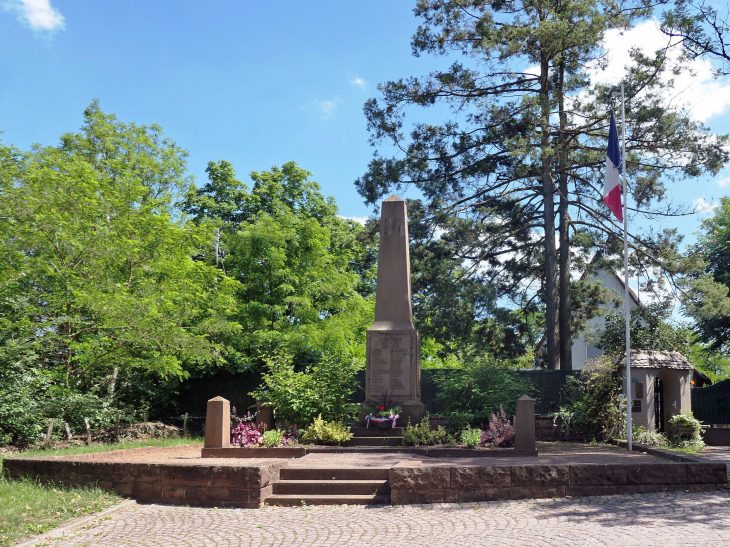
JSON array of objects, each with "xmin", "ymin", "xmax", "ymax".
[
  {"xmin": 668, "ymin": 411, "xmax": 705, "ymax": 450},
  {"xmin": 261, "ymin": 429, "xmax": 284, "ymax": 448},
  {"xmin": 632, "ymin": 425, "xmax": 668, "ymax": 447},
  {"xmin": 0, "ymin": 372, "xmax": 47, "ymax": 446},
  {"xmin": 300, "ymin": 415, "xmax": 353, "ymax": 445},
  {"xmin": 435, "ymin": 358, "xmax": 534, "ymax": 430},
  {"xmin": 401, "ymin": 414, "xmax": 450, "ymax": 446},
  {"xmin": 251, "ymin": 353, "xmax": 361, "ymax": 427},
  {"xmin": 460, "ymin": 427, "xmax": 481, "ymax": 449},
  {"xmin": 44, "ymin": 391, "xmax": 129, "ymax": 434},
  {"xmin": 553, "ymin": 358, "xmax": 623, "ymax": 442}
]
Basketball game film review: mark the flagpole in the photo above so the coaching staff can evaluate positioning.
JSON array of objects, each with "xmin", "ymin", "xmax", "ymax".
[{"xmin": 621, "ymin": 82, "xmax": 632, "ymax": 451}]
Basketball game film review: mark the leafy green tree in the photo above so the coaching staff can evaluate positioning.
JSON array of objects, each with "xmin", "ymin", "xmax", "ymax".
[
  {"xmin": 682, "ymin": 197, "xmax": 730, "ymax": 352},
  {"xmin": 184, "ymin": 161, "xmax": 375, "ymax": 371},
  {"xmin": 356, "ymin": 0, "xmax": 727, "ymax": 370},
  {"xmin": 661, "ymin": 0, "xmax": 730, "ymax": 75},
  {"xmin": 0, "ymin": 103, "xmax": 240, "ymax": 413},
  {"xmin": 596, "ymin": 303, "xmax": 692, "ymax": 357}
]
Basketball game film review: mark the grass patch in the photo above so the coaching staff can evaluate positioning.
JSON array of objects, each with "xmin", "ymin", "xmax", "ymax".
[
  {"xmin": 5, "ymin": 436, "xmax": 203, "ymax": 460},
  {"xmin": 0, "ymin": 437, "xmax": 201, "ymax": 546},
  {"xmin": 664, "ymin": 445, "xmax": 706, "ymax": 455},
  {"xmin": 0, "ymin": 466, "xmax": 119, "ymax": 547}
]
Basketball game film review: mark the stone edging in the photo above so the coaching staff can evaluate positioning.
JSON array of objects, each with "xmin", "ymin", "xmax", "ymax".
[{"xmin": 200, "ymin": 446, "xmax": 538, "ymax": 459}]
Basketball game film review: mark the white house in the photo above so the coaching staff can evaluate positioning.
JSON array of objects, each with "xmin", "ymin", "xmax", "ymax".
[{"xmin": 571, "ymin": 267, "xmax": 640, "ymax": 370}]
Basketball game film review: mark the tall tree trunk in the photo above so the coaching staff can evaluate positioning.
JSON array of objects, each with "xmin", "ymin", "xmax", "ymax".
[
  {"xmin": 557, "ymin": 61, "xmax": 573, "ymax": 371},
  {"xmin": 540, "ymin": 53, "xmax": 559, "ymax": 370}
]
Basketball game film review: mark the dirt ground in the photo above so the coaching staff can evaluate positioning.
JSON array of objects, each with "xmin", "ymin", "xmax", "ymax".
[{"xmin": 27, "ymin": 441, "xmax": 668, "ymax": 468}]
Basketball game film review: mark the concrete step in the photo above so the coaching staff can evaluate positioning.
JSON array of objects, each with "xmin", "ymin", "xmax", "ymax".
[
  {"xmin": 351, "ymin": 426, "xmax": 405, "ymax": 437},
  {"xmin": 280, "ymin": 467, "xmax": 390, "ymax": 481},
  {"xmin": 343, "ymin": 436, "xmax": 403, "ymax": 447},
  {"xmin": 273, "ymin": 480, "xmax": 390, "ymax": 496},
  {"xmin": 266, "ymin": 494, "xmax": 390, "ymax": 506}
]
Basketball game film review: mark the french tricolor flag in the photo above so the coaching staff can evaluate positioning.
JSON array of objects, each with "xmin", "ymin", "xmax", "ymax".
[{"xmin": 604, "ymin": 111, "xmax": 623, "ymax": 222}]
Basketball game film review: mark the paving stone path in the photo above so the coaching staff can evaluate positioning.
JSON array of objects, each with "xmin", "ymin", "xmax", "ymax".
[{"xmin": 37, "ymin": 490, "xmax": 730, "ymax": 547}]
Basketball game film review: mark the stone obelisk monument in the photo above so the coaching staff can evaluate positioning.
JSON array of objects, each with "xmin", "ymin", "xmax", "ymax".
[{"xmin": 366, "ymin": 195, "xmax": 426, "ymax": 425}]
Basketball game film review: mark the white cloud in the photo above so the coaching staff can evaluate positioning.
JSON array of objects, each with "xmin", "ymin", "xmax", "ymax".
[
  {"xmin": 592, "ymin": 20, "xmax": 730, "ymax": 122},
  {"xmin": 319, "ymin": 99, "xmax": 340, "ymax": 117},
  {"xmin": 5, "ymin": 0, "xmax": 65, "ymax": 31},
  {"xmin": 301, "ymin": 97, "xmax": 343, "ymax": 119},
  {"xmin": 692, "ymin": 197, "xmax": 717, "ymax": 214},
  {"xmin": 339, "ymin": 215, "xmax": 368, "ymax": 225},
  {"xmin": 350, "ymin": 77, "xmax": 366, "ymax": 89},
  {"xmin": 716, "ymin": 176, "xmax": 730, "ymax": 188}
]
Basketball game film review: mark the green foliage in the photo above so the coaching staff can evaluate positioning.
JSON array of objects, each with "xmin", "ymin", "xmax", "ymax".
[
  {"xmin": 44, "ymin": 392, "xmax": 136, "ymax": 435},
  {"xmin": 684, "ymin": 197, "xmax": 730, "ymax": 354},
  {"xmin": 596, "ymin": 303, "xmax": 692, "ymax": 357},
  {"xmin": 687, "ymin": 342, "xmax": 730, "ymax": 381},
  {"xmin": 0, "ymin": 103, "xmax": 241, "ymax": 436},
  {"xmin": 261, "ymin": 429, "xmax": 284, "ymax": 448},
  {"xmin": 553, "ymin": 358, "xmax": 623, "ymax": 442},
  {"xmin": 251, "ymin": 353, "xmax": 361, "ymax": 427},
  {"xmin": 300, "ymin": 415, "xmax": 353, "ymax": 445},
  {"xmin": 0, "ymin": 346, "xmax": 50, "ymax": 445},
  {"xmin": 183, "ymin": 160, "xmax": 376, "ymax": 372},
  {"xmin": 460, "ymin": 427, "xmax": 482, "ymax": 449},
  {"xmin": 435, "ymin": 359, "xmax": 533, "ymax": 430},
  {"xmin": 632, "ymin": 425, "xmax": 668, "ymax": 447},
  {"xmin": 357, "ymin": 0, "xmax": 728, "ymax": 370},
  {"xmin": 401, "ymin": 414, "xmax": 450, "ymax": 447},
  {"xmin": 668, "ymin": 410, "xmax": 705, "ymax": 450}
]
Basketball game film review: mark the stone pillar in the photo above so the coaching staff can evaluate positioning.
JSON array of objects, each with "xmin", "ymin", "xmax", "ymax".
[
  {"xmin": 366, "ymin": 195, "xmax": 425, "ymax": 425},
  {"xmin": 204, "ymin": 396, "xmax": 230, "ymax": 448},
  {"xmin": 255, "ymin": 401, "xmax": 274, "ymax": 430},
  {"xmin": 514, "ymin": 395, "xmax": 536, "ymax": 451}
]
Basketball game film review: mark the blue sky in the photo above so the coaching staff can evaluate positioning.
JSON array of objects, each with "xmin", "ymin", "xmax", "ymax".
[
  {"xmin": 2, "ymin": 0, "xmax": 730, "ymax": 243},
  {"xmin": 0, "ymin": 0, "xmax": 431, "ymax": 222}
]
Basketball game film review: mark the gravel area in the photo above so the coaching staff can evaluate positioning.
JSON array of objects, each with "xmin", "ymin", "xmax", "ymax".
[{"xmin": 38, "ymin": 441, "xmax": 666, "ymax": 468}]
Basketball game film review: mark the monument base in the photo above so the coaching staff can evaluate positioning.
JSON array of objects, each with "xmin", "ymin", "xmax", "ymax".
[{"xmin": 401, "ymin": 400, "xmax": 426, "ymax": 426}]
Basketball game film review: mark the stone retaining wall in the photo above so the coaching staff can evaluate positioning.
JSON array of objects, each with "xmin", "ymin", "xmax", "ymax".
[
  {"xmin": 389, "ymin": 460, "xmax": 727, "ymax": 504},
  {"xmin": 3, "ymin": 458, "xmax": 283, "ymax": 508}
]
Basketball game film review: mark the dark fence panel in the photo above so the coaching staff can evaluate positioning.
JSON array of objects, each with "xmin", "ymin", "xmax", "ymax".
[
  {"xmin": 172, "ymin": 368, "xmax": 576, "ymax": 423},
  {"xmin": 174, "ymin": 372, "xmax": 263, "ymax": 418},
  {"xmin": 514, "ymin": 370, "xmax": 580, "ymax": 415},
  {"xmin": 353, "ymin": 369, "xmax": 572, "ymax": 416},
  {"xmin": 692, "ymin": 379, "xmax": 730, "ymax": 425}
]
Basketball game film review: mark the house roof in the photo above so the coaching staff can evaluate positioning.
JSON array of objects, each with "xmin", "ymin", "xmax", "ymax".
[
  {"xmin": 618, "ymin": 350, "xmax": 693, "ymax": 370},
  {"xmin": 614, "ymin": 272, "xmax": 641, "ymax": 306},
  {"xmin": 581, "ymin": 254, "xmax": 641, "ymax": 306}
]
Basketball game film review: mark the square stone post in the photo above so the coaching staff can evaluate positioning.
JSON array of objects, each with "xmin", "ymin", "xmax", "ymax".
[
  {"xmin": 514, "ymin": 395, "xmax": 536, "ymax": 451},
  {"xmin": 204, "ymin": 396, "xmax": 231, "ymax": 448}
]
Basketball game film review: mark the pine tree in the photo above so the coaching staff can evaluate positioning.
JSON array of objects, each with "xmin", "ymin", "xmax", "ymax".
[{"xmin": 357, "ymin": 0, "xmax": 728, "ymax": 369}]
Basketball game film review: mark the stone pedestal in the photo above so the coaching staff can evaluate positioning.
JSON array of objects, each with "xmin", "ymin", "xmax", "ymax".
[
  {"xmin": 255, "ymin": 401, "xmax": 274, "ymax": 430},
  {"xmin": 514, "ymin": 395, "xmax": 536, "ymax": 451},
  {"xmin": 365, "ymin": 195, "xmax": 426, "ymax": 424},
  {"xmin": 204, "ymin": 396, "xmax": 230, "ymax": 448}
]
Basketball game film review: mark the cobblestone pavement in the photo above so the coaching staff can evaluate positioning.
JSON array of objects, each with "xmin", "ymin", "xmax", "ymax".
[{"xmin": 36, "ymin": 490, "xmax": 730, "ymax": 547}]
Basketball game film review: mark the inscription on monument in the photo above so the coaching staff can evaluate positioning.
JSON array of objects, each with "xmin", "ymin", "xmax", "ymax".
[
  {"xmin": 369, "ymin": 334, "xmax": 411, "ymax": 396},
  {"xmin": 383, "ymin": 218, "xmax": 403, "ymax": 236}
]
